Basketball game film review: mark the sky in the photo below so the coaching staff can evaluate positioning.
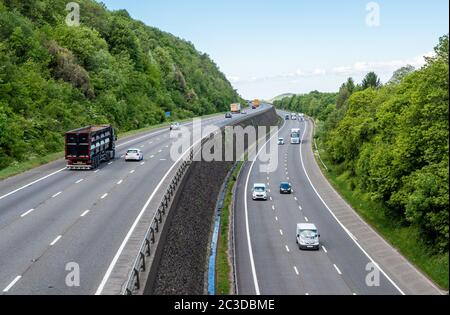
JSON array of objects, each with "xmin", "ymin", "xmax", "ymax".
[{"xmin": 101, "ymin": 0, "xmax": 449, "ymax": 100}]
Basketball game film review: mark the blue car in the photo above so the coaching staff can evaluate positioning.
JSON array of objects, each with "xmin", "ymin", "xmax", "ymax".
[{"xmin": 280, "ymin": 182, "xmax": 292, "ymax": 194}]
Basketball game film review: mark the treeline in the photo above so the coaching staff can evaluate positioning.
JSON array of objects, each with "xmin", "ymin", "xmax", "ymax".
[
  {"xmin": 0, "ymin": 0, "xmax": 240, "ymax": 170},
  {"xmin": 274, "ymin": 35, "xmax": 449, "ymax": 253}
]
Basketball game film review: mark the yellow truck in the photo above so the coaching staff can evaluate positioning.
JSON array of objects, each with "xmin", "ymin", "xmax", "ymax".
[{"xmin": 252, "ymin": 99, "xmax": 261, "ymax": 109}]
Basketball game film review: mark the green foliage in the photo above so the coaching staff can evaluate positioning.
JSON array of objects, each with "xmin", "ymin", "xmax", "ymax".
[
  {"xmin": 0, "ymin": 1, "xmax": 239, "ymax": 170},
  {"xmin": 274, "ymin": 35, "xmax": 449, "ymax": 253},
  {"xmin": 361, "ymin": 71, "xmax": 382, "ymax": 90}
]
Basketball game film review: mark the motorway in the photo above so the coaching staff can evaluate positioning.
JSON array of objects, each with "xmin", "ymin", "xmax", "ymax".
[
  {"xmin": 0, "ymin": 105, "xmax": 268, "ymax": 295},
  {"xmin": 234, "ymin": 112, "xmax": 403, "ymax": 295}
]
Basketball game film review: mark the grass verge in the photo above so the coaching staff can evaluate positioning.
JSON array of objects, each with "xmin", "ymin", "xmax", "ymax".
[
  {"xmin": 312, "ymin": 134, "xmax": 449, "ymax": 290},
  {"xmin": 0, "ymin": 111, "xmax": 227, "ymax": 181},
  {"xmin": 216, "ymin": 161, "xmax": 244, "ymax": 295}
]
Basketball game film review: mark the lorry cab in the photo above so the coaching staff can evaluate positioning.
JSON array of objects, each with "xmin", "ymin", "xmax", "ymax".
[
  {"xmin": 290, "ymin": 128, "xmax": 301, "ymax": 144},
  {"xmin": 296, "ymin": 223, "xmax": 320, "ymax": 250}
]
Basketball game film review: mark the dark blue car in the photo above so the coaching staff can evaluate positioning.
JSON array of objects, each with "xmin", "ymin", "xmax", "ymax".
[{"xmin": 280, "ymin": 182, "xmax": 292, "ymax": 194}]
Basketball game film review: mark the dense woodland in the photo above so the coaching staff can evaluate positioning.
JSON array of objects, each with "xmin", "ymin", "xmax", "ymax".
[
  {"xmin": 275, "ymin": 35, "xmax": 449, "ymax": 254},
  {"xmin": 0, "ymin": 0, "xmax": 241, "ymax": 170}
]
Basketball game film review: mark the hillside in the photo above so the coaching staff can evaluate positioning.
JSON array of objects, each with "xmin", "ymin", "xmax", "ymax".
[
  {"xmin": 270, "ymin": 93, "xmax": 295, "ymax": 103},
  {"xmin": 0, "ymin": 0, "xmax": 240, "ymax": 170}
]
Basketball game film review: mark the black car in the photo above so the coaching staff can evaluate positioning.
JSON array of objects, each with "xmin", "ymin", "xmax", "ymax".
[
  {"xmin": 280, "ymin": 182, "xmax": 292, "ymax": 194},
  {"xmin": 285, "ymin": 115, "xmax": 290, "ymax": 120}
]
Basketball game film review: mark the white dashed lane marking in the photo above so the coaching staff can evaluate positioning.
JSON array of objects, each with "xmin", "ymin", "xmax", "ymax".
[
  {"xmin": 294, "ymin": 266, "xmax": 299, "ymax": 276},
  {"xmin": 334, "ymin": 264, "xmax": 343, "ymax": 275},
  {"xmin": 80, "ymin": 210, "xmax": 90, "ymax": 217},
  {"xmin": 20, "ymin": 209, "xmax": 35, "ymax": 218},
  {"xmin": 101, "ymin": 193, "xmax": 108, "ymax": 199},
  {"xmin": 117, "ymin": 180, "xmax": 123, "ymax": 185},
  {"xmin": 75, "ymin": 179, "xmax": 84, "ymax": 184},
  {"xmin": 285, "ymin": 245, "xmax": 290, "ymax": 253},
  {"xmin": 2, "ymin": 276, "xmax": 21, "ymax": 293},
  {"xmin": 52, "ymin": 192, "xmax": 62, "ymax": 198},
  {"xmin": 50, "ymin": 235, "xmax": 62, "ymax": 246}
]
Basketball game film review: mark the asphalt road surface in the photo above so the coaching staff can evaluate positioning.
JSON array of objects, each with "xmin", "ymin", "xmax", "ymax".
[
  {"xmin": 234, "ymin": 113, "xmax": 403, "ymax": 295},
  {"xmin": 0, "ymin": 106, "xmax": 268, "ymax": 295}
]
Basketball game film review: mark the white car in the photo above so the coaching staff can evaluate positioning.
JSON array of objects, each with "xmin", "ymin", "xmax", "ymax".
[
  {"xmin": 170, "ymin": 122, "xmax": 181, "ymax": 131},
  {"xmin": 296, "ymin": 223, "xmax": 321, "ymax": 250},
  {"xmin": 252, "ymin": 183, "xmax": 268, "ymax": 201},
  {"xmin": 125, "ymin": 149, "xmax": 144, "ymax": 161}
]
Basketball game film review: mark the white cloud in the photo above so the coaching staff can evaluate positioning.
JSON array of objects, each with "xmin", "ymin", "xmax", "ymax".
[
  {"xmin": 227, "ymin": 75, "xmax": 241, "ymax": 83},
  {"xmin": 331, "ymin": 52, "xmax": 435, "ymax": 76},
  {"xmin": 229, "ymin": 52, "xmax": 435, "ymax": 85}
]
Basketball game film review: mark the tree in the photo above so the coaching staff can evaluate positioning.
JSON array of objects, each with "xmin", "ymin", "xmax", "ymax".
[
  {"xmin": 389, "ymin": 65, "xmax": 415, "ymax": 84},
  {"xmin": 361, "ymin": 72, "xmax": 382, "ymax": 89}
]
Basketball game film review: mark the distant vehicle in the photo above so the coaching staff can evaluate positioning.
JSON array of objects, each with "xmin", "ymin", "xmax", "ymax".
[
  {"xmin": 125, "ymin": 149, "xmax": 144, "ymax": 162},
  {"xmin": 241, "ymin": 110, "xmax": 247, "ymax": 115},
  {"xmin": 285, "ymin": 114, "xmax": 290, "ymax": 120},
  {"xmin": 278, "ymin": 137, "xmax": 285, "ymax": 145},
  {"xmin": 291, "ymin": 128, "xmax": 301, "ymax": 144},
  {"xmin": 299, "ymin": 113, "xmax": 305, "ymax": 121},
  {"xmin": 170, "ymin": 122, "xmax": 181, "ymax": 130},
  {"xmin": 65, "ymin": 125, "xmax": 116, "ymax": 170},
  {"xmin": 296, "ymin": 223, "xmax": 320, "ymax": 250},
  {"xmin": 230, "ymin": 103, "xmax": 242, "ymax": 114},
  {"xmin": 252, "ymin": 183, "xmax": 268, "ymax": 201},
  {"xmin": 280, "ymin": 182, "xmax": 292, "ymax": 194},
  {"xmin": 252, "ymin": 99, "xmax": 261, "ymax": 109},
  {"xmin": 291, "ymin": 113, "xmax": 297, "ymax": 120},
  {"xmin": 225, "ymin": 112, "xmax": 233, "ymax": 118}
]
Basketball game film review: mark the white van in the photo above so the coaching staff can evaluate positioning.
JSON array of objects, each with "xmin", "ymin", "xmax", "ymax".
[
  {"xmin": 296, "ymin": 223, "xmax": 320, "ymax": 250},
  {"xmin": 291, "ymin": 128, "xmax": 301, "ymax": 144}
]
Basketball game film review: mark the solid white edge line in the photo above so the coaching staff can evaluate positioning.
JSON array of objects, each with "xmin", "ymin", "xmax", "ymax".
[
  {"xmin": 299, "ymin": 118, "xmax": 406, "ymax": 296},
  {"xmin": 50, "ymin": 235, "xmax": 62, "ymax": 246},
  {"xmin": 243, "ymin": 118, "xmax": 286, "ymax": 296},
  {"xmin": 0, "ymin": 168, "xmax": 66, "ymax": 202},
  {"xmin": 94, "ymin": 116, "xmax": 231, "ymax": 295},
  {"xmin": 2, "ymin": 275, "xmax": 22, "ymax": 292}
]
